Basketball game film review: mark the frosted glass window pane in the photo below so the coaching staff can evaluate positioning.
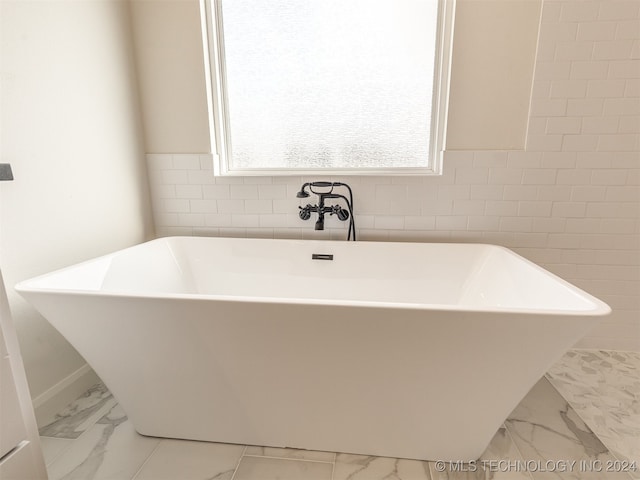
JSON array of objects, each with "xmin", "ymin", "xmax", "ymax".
[{"xmin": 220, "ymin": 0, "xmax": 439, "ymax": 170}]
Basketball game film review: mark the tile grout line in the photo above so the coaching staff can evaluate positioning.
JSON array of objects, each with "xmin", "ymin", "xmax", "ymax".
[
  {"xmin": 42, "ymin": 416, "xmax": 105, "ymax": 477},
  {"xmin": 229, "ymin": 445, "xmax": 248, "ymax": 480},
  {"xmin": 544, "ymin": 373, "xmax": 632, "ymax": 471},
  {"xmin": 39, "ymin": 436, "xmax": 75, "ymax": 468},
  {"xmin": 129, "ymin": 438, "xmax": 163, "ymax": 480},
  {"xmin": 547, "ymin": 352, "xmax": 638, "ymax": 479},
  {"xmin": 38, "ymin": 385, "xmax": 115, "ymax": 441},
  {"xmin": 501, "ymin": 422, "xmax": 535, "ymax": 480},
  {"xmin": 241, "ymin": 454, "xmax": 336, "ymax": 464},
  {"xmin": 330, "ymin": 451, "xmax": 337, "ymax": 480}
]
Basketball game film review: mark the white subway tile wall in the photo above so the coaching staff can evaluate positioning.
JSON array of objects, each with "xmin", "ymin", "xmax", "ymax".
[{"xmin": 146, "ymin": 0, "xmax": 639, "ymax": 351}]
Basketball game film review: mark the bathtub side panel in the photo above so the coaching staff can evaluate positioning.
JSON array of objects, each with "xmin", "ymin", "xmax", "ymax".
[{"xmin": 18, "ymin": 292, "xmax": 601, "ymax": 461}]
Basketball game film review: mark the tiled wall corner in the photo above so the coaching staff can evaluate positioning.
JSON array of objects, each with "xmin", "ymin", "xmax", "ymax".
[{"xmin": 145, "ymin": 0, "xmax": 639, "ymax": 351}]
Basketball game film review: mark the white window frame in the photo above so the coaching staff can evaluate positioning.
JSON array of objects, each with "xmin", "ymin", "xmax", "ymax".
[{"xmin": 200, "ymin": 0, "xmax": 455, "ymax": 176}]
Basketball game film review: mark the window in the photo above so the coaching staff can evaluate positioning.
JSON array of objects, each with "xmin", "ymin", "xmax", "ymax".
[{"xmin": 201, "ymin": 0, "xmax": 454, "ymax": 175}]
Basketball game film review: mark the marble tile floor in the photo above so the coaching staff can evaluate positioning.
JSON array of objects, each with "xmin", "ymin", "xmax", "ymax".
[
  {"xmin": 546, "ymin": 350, "xmax": 640, "ymax": 479},
  {"xmin": 38, "ymin": 349, "xmax": 639, "ymax": 480}
]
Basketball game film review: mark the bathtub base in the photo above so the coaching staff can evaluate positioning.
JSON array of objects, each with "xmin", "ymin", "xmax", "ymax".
[{"xmin": 23, "ymin": 294, "xmax": 599, "ymax": 461}]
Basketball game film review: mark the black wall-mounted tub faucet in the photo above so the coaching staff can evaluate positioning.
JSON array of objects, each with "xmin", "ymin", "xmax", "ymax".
[{"xmin": 296, "ymin": 181, "xmax": 356, "ymax": 241}]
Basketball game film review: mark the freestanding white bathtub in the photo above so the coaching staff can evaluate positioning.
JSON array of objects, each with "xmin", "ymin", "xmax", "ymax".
[{"xmin": 16, "ymin": 236, "xmax": 610, "ymax": 461}]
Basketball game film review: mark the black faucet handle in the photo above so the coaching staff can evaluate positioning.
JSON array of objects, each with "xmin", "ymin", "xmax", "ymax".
[
  {"xmin": 298, "ymin": 205, "xmax": 312, "ymax": 220},
  {"xmin": 334, "ymin": 206, "xmax": 350, "ymax": 221}
]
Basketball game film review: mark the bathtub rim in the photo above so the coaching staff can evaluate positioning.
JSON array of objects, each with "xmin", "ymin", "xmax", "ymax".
[{"xmin": 14, "ymin": 236, "xmax": 612, "ymax": 318}]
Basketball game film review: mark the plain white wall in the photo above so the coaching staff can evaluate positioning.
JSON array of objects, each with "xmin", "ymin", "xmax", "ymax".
[
  {"xmin": 130, "ymin": 0, "xmax": 211, "ymax": 153},
  {"xmin": 448, "ymin": 0, "xmax": 542, "ymax": 149},
  {"xmin": 0, "ymin": 1, "xmax": 154, "ymax": 403}
]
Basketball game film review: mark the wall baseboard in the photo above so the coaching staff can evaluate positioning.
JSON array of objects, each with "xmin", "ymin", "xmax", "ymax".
[{"xmin": 32, "ymin": 363, "xmax": 100, "ymax": 429}]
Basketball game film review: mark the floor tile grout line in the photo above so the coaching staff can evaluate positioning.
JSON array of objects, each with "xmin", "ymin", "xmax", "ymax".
[
  {"xmin": 329, "ymin": 451, "xmax": 337, "ymax": 480},
  {"xmin": 241, "ymin": 453, "xmax": 336, "ymax": 465},
  {"xmin": 573, "ymin": 347, "xmax": 639, "ymax": 356},
  {"xmin": 545, "ymin": 368, "xmax": 636, "ymax": 470},
  {"xmin": 544, "ymin": 373, "xmax": 639, "ymax": 480},
  {"xmin": 129, "ymin": 437, "xmax": 163, "ymax": 480},
  {"xmin": 426, "ymin": 462, "xmax": 435, "ymax": 479},
  {"xmin": 38, "ymin": 388, "xmax": 116, "ymax": 442},
  {"xmin": 39, "ymin": 436, "xmax": 75, "ymax": 468},
  {"xmin": 501, "ymin": 422, "xmax": 535, "ymax": 480},
  {"xmin": 57, "ymin": 419, "xmax": 99, "ymax": 445},
  {"xmin": 72, "ymin": 396, "xmax": 118, "ymax": 437},
  {"xmin": 548, "ymin": 352, "xmax": 640, "ymax": 479},
  {"xmin": 229, "ymin": 445, "xmax": 248, "ymax": 480},
  {"xmin": 44, "ymin": 420, "xmax": 125, "ymax": 480},
  {"xmin": 603, "ymin": 448, "xmax": 638, "ymax": 480},
  {"xmin": 544, "ymin": 373, "xmax": 594, "ymax": 431}
]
